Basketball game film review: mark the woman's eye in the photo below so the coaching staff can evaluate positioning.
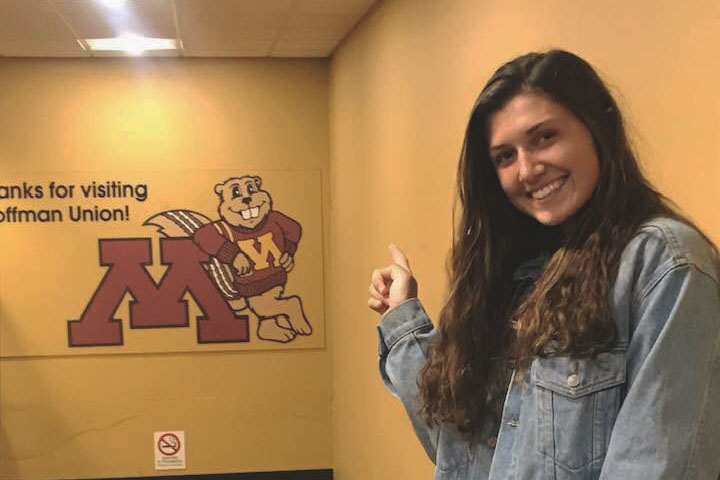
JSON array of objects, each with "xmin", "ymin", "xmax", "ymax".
[
  {"xmin": 536, "ymin": 130, "xmax": 557, "ymax": 144},
  {"xmin": 493, "ymin": 150, "xmax": 514, "ymax": 167}
]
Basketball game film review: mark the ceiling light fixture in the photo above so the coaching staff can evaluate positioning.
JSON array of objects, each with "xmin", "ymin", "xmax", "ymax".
[
  {"xmin": 95, "ymin": 0, "xmax": 127, "ymax": 8},
  {"xmin": 86, "ymin": 34, "xmax": 177, "ymax": 55}
]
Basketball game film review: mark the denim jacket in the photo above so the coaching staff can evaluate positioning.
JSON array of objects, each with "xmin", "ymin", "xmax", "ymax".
[{"xmin": 378, "ymin": 217, "xmax": 720, "ymax": 479}]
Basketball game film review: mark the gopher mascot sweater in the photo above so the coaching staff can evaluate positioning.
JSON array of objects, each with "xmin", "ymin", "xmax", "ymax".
[{"xmin": 193, "ymin": 210, "xmax": 302, "ymax": 297}]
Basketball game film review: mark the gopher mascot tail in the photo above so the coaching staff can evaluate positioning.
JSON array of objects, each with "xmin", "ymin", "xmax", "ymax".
[{"xmin": 143, "ymin": 210, "xmax": 239, "ymax": 299}]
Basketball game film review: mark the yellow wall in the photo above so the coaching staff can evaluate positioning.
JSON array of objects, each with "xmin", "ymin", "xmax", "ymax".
[
  {"xmin": 329, "ymin": 0, "xmax": 720, "ymax": 478},
  {"xmin": 3, "ymin": 2, "xmax": 720, "ymax": 479},
  {"xmin": 0, "ymin": 58, "xmax": 331, "ymax": 479}
]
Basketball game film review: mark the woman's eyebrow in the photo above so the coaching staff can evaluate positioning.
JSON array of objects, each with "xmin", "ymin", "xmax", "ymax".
[
  {"xmin": 489, "ymin": 119, "xmax": 554, "ymax": 152},
  {"xmin": 523, "ymin": 119, "xmax": 554, "ymax": 137}
]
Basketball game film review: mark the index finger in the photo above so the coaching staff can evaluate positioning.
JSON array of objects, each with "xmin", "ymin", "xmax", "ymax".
[{"xmin": 388, "ymin": 243, "xmax": 412, "ymax": 273}]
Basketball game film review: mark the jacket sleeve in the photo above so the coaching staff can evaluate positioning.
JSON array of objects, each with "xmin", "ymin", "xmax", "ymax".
[
  {"xmin": 378, "ymin": 298, "xmax": 440, "ymax": 463},
  {"xmin": 599, "ymin": 262, "xmax": 720, "ymax": 479}
]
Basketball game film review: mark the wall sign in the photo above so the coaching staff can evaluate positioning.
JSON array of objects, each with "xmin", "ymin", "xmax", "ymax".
[
  {"xmin": 0, "ymin": 170, "xmax": 324, "ymax": 357},
  {"xmin": 154, "ymin": 431, "xmax": 186, "ymax": 470}
]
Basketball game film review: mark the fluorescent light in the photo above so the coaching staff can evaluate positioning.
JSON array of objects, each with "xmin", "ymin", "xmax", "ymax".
[
  {"xmin": 86, "ymin": 34, "xmax": 177, "ymax": 55},
  {"xmin": 95, "ymin": 0, "xmax": 127, "ymax": 8}
]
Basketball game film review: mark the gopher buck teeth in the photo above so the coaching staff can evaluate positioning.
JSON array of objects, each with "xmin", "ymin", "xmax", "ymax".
[
  {"xmin": 240, "ymin": 207, "xmax": 260, "ymax": 220},
  {"xmin": 531, "ymin": 176, "xmax": 567, "ymax": 200}
]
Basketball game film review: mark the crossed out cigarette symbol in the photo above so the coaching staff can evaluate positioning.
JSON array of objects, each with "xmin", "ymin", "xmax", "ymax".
[{"xmin": 158, "ymin": 433, "xmax": 181, "ymax": 456}]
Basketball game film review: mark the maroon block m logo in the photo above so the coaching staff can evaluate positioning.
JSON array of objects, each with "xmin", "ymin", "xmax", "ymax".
[{"xmin": 68, "ymin": 238, "xmax": 249, "ymax": 347}]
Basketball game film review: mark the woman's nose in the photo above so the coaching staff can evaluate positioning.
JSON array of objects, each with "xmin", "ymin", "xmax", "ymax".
[{"xmin": 517, "ymin": 150, "xmax": 545, "ymax": 183}]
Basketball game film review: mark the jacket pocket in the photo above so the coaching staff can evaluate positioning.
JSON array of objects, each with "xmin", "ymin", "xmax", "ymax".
[{"xmin": 532, "ymin": 351, "xmax": 626, "ymax": 474}]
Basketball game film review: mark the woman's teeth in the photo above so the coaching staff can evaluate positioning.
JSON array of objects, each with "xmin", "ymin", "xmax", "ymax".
[{"xmin": 532, "ymin": 177, "xmax": 566, "ymax": 200}]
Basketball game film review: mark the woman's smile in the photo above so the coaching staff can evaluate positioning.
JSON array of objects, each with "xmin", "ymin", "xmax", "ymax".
[{"xmin": 528, "ymin": 175, "xmax": 568, "ymax": 200}]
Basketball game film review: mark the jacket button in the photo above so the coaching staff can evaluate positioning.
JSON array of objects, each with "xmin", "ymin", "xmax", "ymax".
[
  {"xmin": 487, "ymin": 436, "xmax": 497, "ymax": 448},
  {"xmin": 567, "ymin": 374, "xmax": 580, "ymax": 387}
]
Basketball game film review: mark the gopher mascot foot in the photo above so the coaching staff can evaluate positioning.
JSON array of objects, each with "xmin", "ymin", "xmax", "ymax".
[
  {"xmin": 257, "ymin": 317, "xmax": 297, "ymax": 343},
  {"xmin": 248, "ymin": 286, "xmax": 312, "ymax": 336}
]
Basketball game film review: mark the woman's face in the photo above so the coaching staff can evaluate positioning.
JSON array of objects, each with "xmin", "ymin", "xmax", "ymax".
[{"xmin": 488, "ymin": 92, "xmax": 600, "ymax": 227}]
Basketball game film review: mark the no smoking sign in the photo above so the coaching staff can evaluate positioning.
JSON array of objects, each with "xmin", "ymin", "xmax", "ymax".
[
  {"xmin": 158, "ymin": 433, "xmax": 181, "ymax": 455},
  {"xmin": 154, "ymin": 431, "xmax": 186, "ymax": 470}
]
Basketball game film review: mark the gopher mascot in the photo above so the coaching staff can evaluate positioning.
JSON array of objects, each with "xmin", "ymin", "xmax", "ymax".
[{"xmin": 145, "ymin": 176, "xmax": 311, "ymax": 343}]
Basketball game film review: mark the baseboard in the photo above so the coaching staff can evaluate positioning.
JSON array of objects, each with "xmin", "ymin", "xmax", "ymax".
[{"xmin": 56, "ymin": 470, "xmax": 333, "ymax": 480}]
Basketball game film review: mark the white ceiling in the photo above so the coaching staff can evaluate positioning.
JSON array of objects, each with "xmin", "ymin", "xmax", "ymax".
[{"xmin": 0, "ymin": 0, "xmax": 378, "ymax": 58}]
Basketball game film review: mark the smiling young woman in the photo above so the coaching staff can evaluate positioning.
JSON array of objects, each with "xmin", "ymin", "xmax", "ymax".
[
  {"xmin": 368, "ymin": 50, "xmax": 720, "ymax": 479},
  {"xmin": 488, "ymin": 92, "xmax": 600, "ymax": 227}
]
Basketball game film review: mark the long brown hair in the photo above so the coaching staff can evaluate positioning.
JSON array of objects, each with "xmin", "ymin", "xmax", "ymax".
[{"xmin": 418, "ymin": 50, "xmax": 682, "ymax": 436}]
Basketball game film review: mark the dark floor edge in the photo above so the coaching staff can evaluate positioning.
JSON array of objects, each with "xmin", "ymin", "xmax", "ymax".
[{"xmin": 57, "ymin": 469, "xmax": 333, "ymax": 480}]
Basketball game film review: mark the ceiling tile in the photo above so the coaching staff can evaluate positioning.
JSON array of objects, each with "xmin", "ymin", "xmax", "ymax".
[
  {"xmin": 271, "ymin": 38, "xmax": 335, "ymax": 57},
  {"xmin": 281, "ymin": 14, "xmax": 359, "ymax": 40},
  {"xmin": 177, "ymin": 0, "xmax": 296, "ymax": 18},
  {"xmin": 0, "ymin": 0, "xmax": 77, "ymax": 41},
  {"xmin": 176, "ymin": 0, "xmax": 292, "ymax": 42},
  {"xmin": 293, "ymin": 0, "xmax": 377, "ymax": 16},
  {"xmin": 182, "ymin": 38, "xmax": 273, "ymax": 57}
]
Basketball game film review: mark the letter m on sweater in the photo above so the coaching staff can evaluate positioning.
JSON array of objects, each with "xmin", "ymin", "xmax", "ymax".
[
  {"xmin": 237, "ymin": 232, "xmax": 282, "ymax": 269},
  {"xmin": 68, "ymin": 238, "xmax": 249, "ymax": 347}
]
